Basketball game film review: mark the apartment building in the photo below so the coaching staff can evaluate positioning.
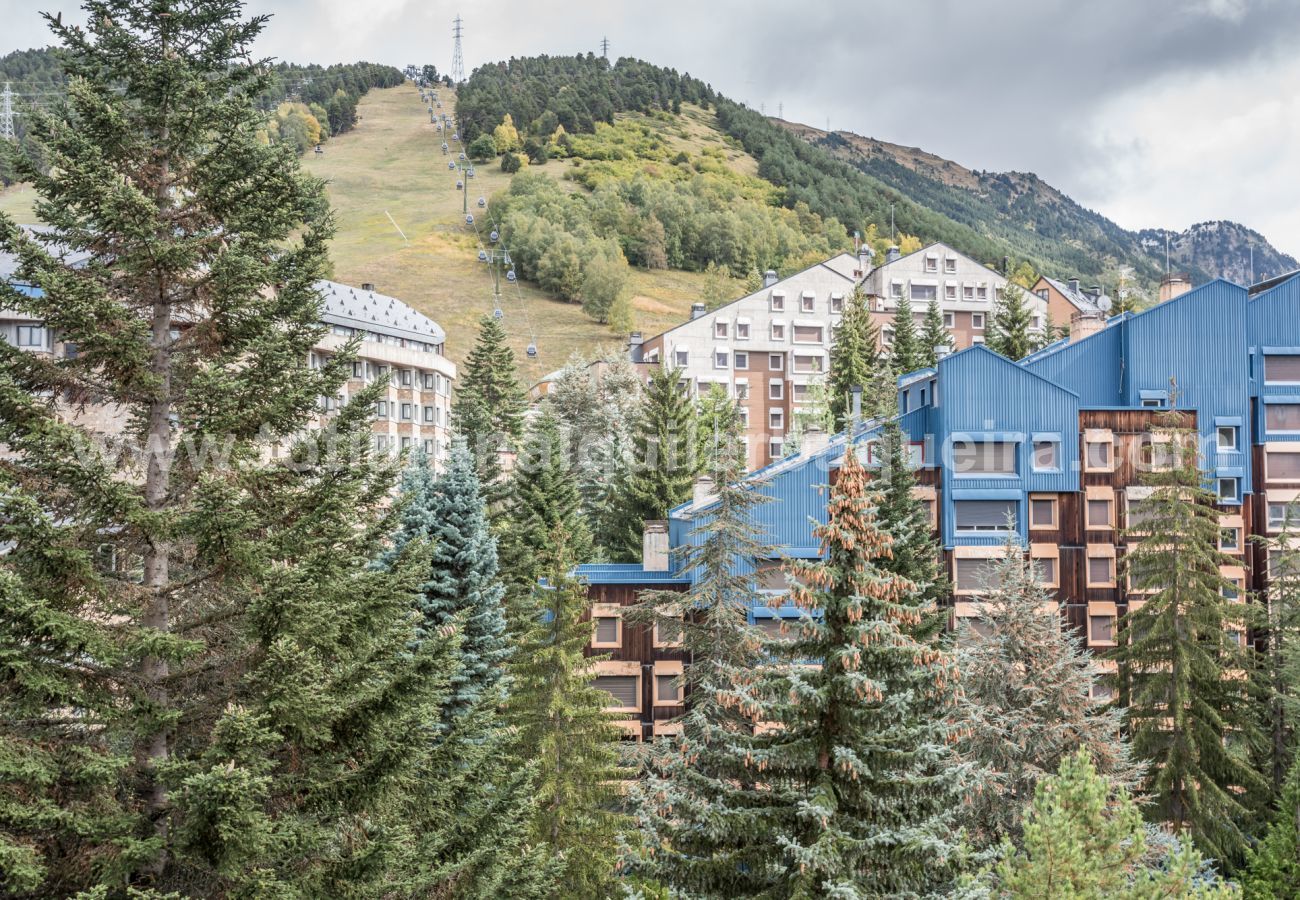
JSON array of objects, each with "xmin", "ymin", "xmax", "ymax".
[
  {"xmin": 580, "ymin": 272, "xmax": 1300, "ymax": 723},
  {"xmin": 1030, "ymin": 275, "xmax": 1109, "ymax": 329}
]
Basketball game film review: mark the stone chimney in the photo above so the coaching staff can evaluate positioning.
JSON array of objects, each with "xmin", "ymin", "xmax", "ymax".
[
  {"xmin": 856, "ymin": 245, "xmax": 874, "ymax": 279},
  {"xmin": 1159, "ymin": 274, "xmax": 1191, "ymax": 303},
  {"xmin": 690, "ymin": 302, "xmax": 707, "ymax": 320},
  {"xmin": 802, "ymin": 424, "xmax": 831, "ymax": 456},
  {"xmin": 886, "ymin": 245, "xmax": 901, "ymax": 264},
  {"xmin": 1067, "ymin": 278, "xmax": 1080, "ymax": 294},
  {"xmin": 642, "ymin": 520, "xmax": 669, "ymax": 572},
  {"xmin": 763, "ymin": 270, "xmax": 779, "ymax": 288},
  {"xmin": 1070, "ymin": 310, "xmax": 1105, "ymax": 343},
  {"xmin": 692, "ymin": 475, "xmax": 716, "ymax": 508}
]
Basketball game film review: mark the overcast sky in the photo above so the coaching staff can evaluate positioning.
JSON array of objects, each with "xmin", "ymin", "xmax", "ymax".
[{"xmin": 5, "ymin": 0, "xmax": 1300, "ymax": 256}]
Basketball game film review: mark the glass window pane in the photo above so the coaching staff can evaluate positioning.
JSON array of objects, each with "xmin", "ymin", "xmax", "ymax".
[
  {"xmin": 1269, "ymin": 453, "xmax": 1300, "ymax": 480},
  {"xmin": 1087, "ymin": 499, "xmax": 1112, "ymax": 527},
  {"xmin": 954, "ymin": 441, "xmax": 1016, "ymax": 475},
  {"xmin": 594, "ymin": 676, "xmax": 637, "ymax": 708},
  {"xmin": 1088, "ymin": 557, "xmax": 1113, "ymax": 584},
  {"xmin": 1266, "ymin": 404, "xmax": 1300, "ymax": 432},
  {"xmin": 1089, "ymin": 615, "xmax": 1115, "ymax": 643},
  {"xmin": 1266, "ymin": 355, "xmax": 1300, "ymax": 383},
  {"xmin": 595, "ymin": 617, "xmax": 619, "ymax": 644},
  {"xmin": 955, "ymin": 500, "xmax": 1016, "ymax": 531},
  {"xmin": 1030, "ymin": 499, "xmax": 1056, "ymax": 527},
  {"xmin": 1033, "ymin": 441, "xmax": 1058, "ymax": 469}
]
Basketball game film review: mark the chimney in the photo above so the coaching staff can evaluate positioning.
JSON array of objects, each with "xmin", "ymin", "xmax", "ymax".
[
  {"xmin": 690, "ymin": 302, "xmax": 707, "ymax": 320},
  {"xmin": 628, "ymin": 331, "xmax": 643, "ymax": 346},
  {"xmin": 886, "ymin": 245, "xmax": 901, "ymax": 264},
  {"xmin": 1001, "ymin": 255, "xmax": 1010, "ymax": 275},
  {"xmin": 1069, "ymin": 310, "xmax": 1105, "ymax": 343},
  {"xmin": 1159, "ymin": 274, "xmax": 1191, "ymax": 303},
  {"xmin": 851, "ymin": 384, "xmax": 863, "ymax": 424},
  {"xmin": 856, "ymin": 245, "xmax": 874, "ymax": 279},
  {"xmin": 763, "ymin": 269, "xmax": 779, "ymax": 288},
  {"xmin": 934, "ymin": 344, "xmax": 952, "ymax": 360},
  {"xmin": 1089, "ymin": 285, "xmax": 1102, "ymax": 298},
  {"xmin": 361, "ymin": 282, "xmax": 375, "ymax": 292},
  {"xmin": 1067, "ymin": 278, "xmax": 1080, "ymax": 294},
  {"xmin": 802, "ymin": 424, "xmax": 831, "ymax": 456},
  {"xmin": 692, "ymin": 475, "xmax": 716, "ymax": 508},
  {"xmin": 642, "ymin": 520, "xmax": 669, "ymax": 572},
  {"xmin": 628, "ymin": 331, "xmax": 645, "ymax": 362}
]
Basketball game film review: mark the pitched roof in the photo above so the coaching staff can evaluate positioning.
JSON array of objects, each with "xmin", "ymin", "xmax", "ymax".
[
  {"xmin": 1040, "ymin": 275, "xmax": 1109, "ymax": 312},
  {"xmin": 316, "ymin": 280, "xmax": 446, "ymax": 346}
]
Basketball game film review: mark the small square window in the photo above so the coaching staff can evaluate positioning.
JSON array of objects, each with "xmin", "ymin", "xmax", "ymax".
[
  {"xmin": 1222, "ymin": 580, "xmax": 1242, "ymax": 602},
  {"xmin": 1217, "ymin": 425, "xmax": 1238, "ymax": 452},
  {"xmin": 714, "ymin": 351, "xmax": 730, "ymax": 369},
  {"xmin": 925, "ymin": 256, "xmax": 938, "ymax": 273},
  {"xmin": 1030, "ymin": 497, "xmax": 1058, "ymax": 529},
  {"xmin": 736, "ymin": 382, "xmax": 750, "ymax": 400},
  {"xmin": 801, "ymin": 294, "xmax": 816, "ymax": 313},
  {"xmin": 1088, "ymin": 615, "xmax": 1116, "ymax": 646},
  {"xmin": 592, "ymin": 616, "xmax": 621, "ymax": 648},
  {"xmin": 972, "ymin": 312, "xmax": 985, "ymax": 329},
  {"xmin": 943, "ymin": 312, "xmax": 955, "ymax": 328},
  {"xmin": 769, "ymin": 439, "xmax": 784, "ymax": 458},
  {"xmin": 945, "ymin": 285, "xmax": 957, "ymax": 300},
  {"xmin": 1085, "ymin": 440, "xmax": 1113, "ymax": 472},
  {"xmin": 655, "ymin": 674, "xmax": 682, "ymax": 703},
  {"xmin": 1217, "ymin": 478, "xmax": 1240, "ymax": 504},
  {"xmin": 830, "ymin": 294, "xmax": 845, "ymax": 314},
  {"xmin": 1090, "ymin": 682, "xmax": 1114, "ymax": 701},
  {"xmin": 675, "ymin": 349, "xmax": 689, "ymax": 367},
  {"xmin": 769, "ymin": 354, "xmax": 784, "ymax": 371},
  {"xmin": 769, "ymin": 380, "xmax": 784, "ymax": 400},
  {"xmin": 1087, "ymin": 556, "xmax": 1115, "ymax": 586},
  {"xmin": 715, "ymin": 321, "xmax": 728, "ymax": 339},
  {"xmin": 1220, "ymin": 527, "xmax": 1241, "ymax": 552},
  {"xmin": 977, "ymin": 286, "xmax": 988, "ymax": 300},
  {"xmin": 944, "ymin": 257, "xmax": 957, "ymax": 273},
  {"xmin": 963, "ymin": 285, "xmax": 975, "ymax": 300},
  {"xmin": 771, "ymin": 323, "xmax": 786, "ymax": 341},
  {"xmin": 771, "ymin": 294, "xmax": 785, "ymax": 312},
  {"xmin": 769, "ymin": 410, "xmax": 784, "ymax": 430},
  {"xmin": 734, "ymin": 351, "xmax": 749, "ymax": 370},
  {"xmin": 1032, "ymin": 440, "xmax": 1060, "ymax": 471},
  {"xmin": 1086, "ymin": 498, "xmax": 1113, "ymax": 529},
  {"xmin": 736, "ymin": 322, "xmax": 750, "ymax": 339},
  {"xmin": 891, "ymin": 282, "xmax": 904, "ymax": 299},
  {"xmin": 1033, "ymin": 556, "xmax": 1057, "ymax": 586}
]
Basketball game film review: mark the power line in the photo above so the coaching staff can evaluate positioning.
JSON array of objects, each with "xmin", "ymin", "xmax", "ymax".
[
  {"xmin": 451, "ymin": 14, "xmax": 465, "ymax": 85},
  {"xmin": 600, "ymin": 36, "xmax": 610, "ymax": 58}
]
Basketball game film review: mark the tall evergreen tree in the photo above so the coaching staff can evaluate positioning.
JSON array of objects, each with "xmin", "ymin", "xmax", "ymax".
[
  {"xmin": 985, "ymin": 282, "xmax": 1039, "ymax": 361},
  {"xmin": 1244, "ymin": 747, "xmax": 1300, "ymax": 898},
  {"xmin": 761, "ymin": 445, "xmax": 966, "ymax": 895},
  {"xmin": 622, "ymin": 399, "xmax": 787, "ymax": 896},
  {"xmin": 451, "ymin": 315, "xmax": 527, "ymax": 485},
  {"xmin": 390, "ymin": 447, "xmax": 509, "ymax": 719},
  {"xmin": 0, "ymin": 1, "xmax": 464, "ymax": 892},
  {"xmin": 888, "ymin": 293, "xmax": 927, "ymax": 375},
  {"xmin": 948, "ymin": 535, "xmax": 1142, "ymax": 850},
  {"xmin": 920, "ymin": 297, "xmax": 954, "ymax": 367},
  {"xmin": 1256, "ymin": 500, "xmax": 1300, "ymax": 792},
  {"xmin": 695, "ymin": 382, "xmax": 738, "ymax": 471},
  {"xmin": 828, "ymin": 287, "xmax": 881, "ymax": 431},
  {"xmin": 1114, "ymin": 408, "xmax": 1267, "ymax": 862},
  {"xmin": 614, "ymin": 365, "xmax": 698, "ymax": 559}
]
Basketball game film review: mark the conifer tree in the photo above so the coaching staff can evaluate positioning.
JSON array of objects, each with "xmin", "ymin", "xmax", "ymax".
[
  {"xmin": 828, "ymin": 287, "xmax": 881, "ymax": 431},
  {"xmin": 0, "ymin": 1, "xmax": 463, "ymax": 891},
  {"xmin": 888, "ymin": 293, "xmax": 927, "ymax": 375},
  {"xmin": 390, "ymin": 447, "xmax": 509, "ymax": 719},
  {"xmin": 1243, "ymin": 747, "xmax": 1300, "ymax": 898},
  {"xmin": 761, "ymin": 445, "xmax": 966, "ymax": 895},
  {"xmin": 920, "ymin": 297, "xmax": 954, "ymax": 367},
  {"xmin": 948, "ymin": 535, "xmax": 1142, "ymax": 849},
  {"xmin": 990, "ymin": 750, "xmax": 1236, "ymax": 899},
  {"xmin": 1256, "ymin": 500, "xmax": 1300, "ymax": 792},
  {"xmin": 1115, "ymin": 408, "xmax": 1267, "ymax": 862},
  {"xmin": 696, "ymin": 382, "xmax": 738, "ymax": 471},
  {"xmin": 508, "ymin": 528, "xmax": 626, "ymax": 898},
  {"xmin": 614, "ymin": 365, "xmax": 698, "ymax": 559},
  {"xmin": 451, "ymin": 315, "xmax": 527, "ymax": 485},
  {"xmin": 623, "ymin": 399, "xmax": 788, "ymax": 896},
  {"xmin": 985, "ymin": 282, "xmax": 1039, "ymax": 360}
]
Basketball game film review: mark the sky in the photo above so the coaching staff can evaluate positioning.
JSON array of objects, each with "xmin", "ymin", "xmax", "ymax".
[{"xmin": 4, "ymin": 0, "xmax": 1300, "ymax": 256}]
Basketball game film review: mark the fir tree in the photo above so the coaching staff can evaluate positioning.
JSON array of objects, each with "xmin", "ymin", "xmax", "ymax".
[
  {"xmin": 1114, "ymin": 407, "xmax": 1267, "ymax": 862},
  {"xmin": 920, "ymin": 297, "xmax": 954, "ymax": 367},
  {"xmin": 828, "ymin": 287, "xmax": 881, "ymax": 431},
  {"xmin": 948, "ymin": 534, "xmax": 1142, "ymax": 849},
  {"xmin": 451, "ymin": 315, "xmax": 527, "ymax": 485},
  {"xmin": 990, "ymin": 750, "xmax": 1237, "ymax": 899},
  {"xmin": 696, "ymin": 382, "xmax": 738, "ymax": 472},
  {"xmin": 508, "ymin": 530, "xmax": 626, "ymax": 898},
  {"xmin": 985, "ymin": 282, "xmax": 1038, "ymax": 361},
  {"xmin": 0, "ymin": 2, "xmax": 465, "ymax": 891},
  {"xmin": 1243, "ymin": 747, "xmax": 1300, "ymax": 899},
  {"xmin": 888, "ymin": 292, "xmax": 927, "ymax": 375},
  {"xmin": 761, "ymin": 445, "xmax": 966, "ymax": 895},
  {"xmin": 622, "ymin": 398, "xmax": 787, "ymax": 896},
  {"xmin": 391, "ymin": 446, "xmax": 509, "ymax": 719},
  {"xmin": 613, "ymin": 365, "xmax": 698, "ymax": 559},
  {"xmin": 1256, "ymin": 499, "xmax": 1300, "ymax": 792}
]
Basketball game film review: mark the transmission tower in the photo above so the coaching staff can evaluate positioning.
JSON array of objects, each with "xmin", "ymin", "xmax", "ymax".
[
  {"xmin": 451, "ymin": 15, "xmax": 465, "ymax": 84},
  {"xmin": 0, "ymin": 83, "xmax": 15, "ymax": 141},
  {"xmin": 600, "ymin": 36, "xmax": 610, "ymax": 58}
]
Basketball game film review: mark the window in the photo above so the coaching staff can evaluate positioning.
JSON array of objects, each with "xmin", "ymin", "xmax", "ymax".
[
  {"xmin": 400, "ymin": 369, "xmax": 412, "ymax": 387},
  {"xmin": 714, "ymin": 351, "xmax": 730, "ymax": 369},
  {"xmin": 594, "ymin": 676, "xmax": 638, "ymax": 709},
  {"xmin": 1217, "ymin": 478, "xmax": 1240, "ymax": 503},
  {"xmin": 352, "ymin": 361, "xmax": 364, "ymax": 378},
  {"xmin": 1085, "ymin": 438, "xmax": 1113, "ymax": 472},
  {"xmin": 400, "ymin": 403, "xmax": 413, "ymax": 421},
  {"xmin": 1030, "ymin": 497, "xmax": 1058, "ymax": 529},
  {"xmin": 972, "ymin": 312, "xmax": 985, "ymax": 329},
  {"xmin": 924, "ymin": 255, "xmax": 938, "ymax": 273},
  {"xmin": 791, "ymin": 382, "xmax": 809, "ymax": 404},
  {"xmin": 736, "ymin": 322, "xmax": 750, "ymax": 340},
  {"xmin": 769, "ymin": 379, "xmax": 784, "ymax": 400},
  {"xmin": 714, "ymin": 321, "xmax": 728, "ymax": 339},
  {"xmin": 375, "ymin": 400, "xmax": 388, "ymax": 418},
  {"xmin": 423, "ymin": 372, "xmax": 435, "ymax": 389},
  {"xmin": 830, "ymin": 294, "xmax": 845, "ymax": 314},
  {"xmin": 16, "ymin": 325, "xmax": 44, "ymax": 348},
  {"xmin": 654, "ymin": 617, "xmax": 683, "ymax": 648},
  {"xmin": 734, "ymin": 351, "xmax": 749, "ymax": 370},
  {"xmin": 944, "ymin": 257, "xmax": 957, "ymax": 274},
  {"xmin": 655, "ymin": 674, "xmax": 682, "ymax": 703},
  {"xmin": 963, "ymin": 285, "xmax": 975, "ymax": 300},
  {"xmin": 953, "ymin": 440, "xmax": 1017, "ymax": 476},
  {"xmin": 1034, "ymin": 556, "xmax": 1057, "ymax": 586},
  {"xmin": 770, "ymin": 293, "xmax": 785, "ymax": 312},
  {"xmin": 1089, "ymin": 615, "xmax": 1116, "ymax": 646},
  {"xmin": 1217, "ymin": 425, "xmax": 1239, "ymax": 452},
  {"xmin": 423, "ymin": 406, "xmax": 435, "ymax": 423},
  {"xmin": 1269, "ymin": 452, "xmax": 1300, "ymax": 481},
  {"xmin": 769, "ymin": 439, "xmax": 784, "ymax": 459},
  {"xmin": 800, "ymin": 293, "xmax": 816, "ymax": 313},
  {"xmin": 792, "ymin": 354, "xmax": 824, "ymax": 374},
  {"xmin": 890, "ymin": 282, "xmax": 904, "ymax": 299},
  {"xmin": 1269, "ymin": 501, "xmax": 1294, "ymax": 531},
  {"xmin": 736, "ymin": 382, "xmax": 750, "ymax": 400},
  {"xmin": 1087, "ymin": 555, "xmax": 1115, "ymax": 586},
  {"xmin": 593, "ymin": 616, "xmax": 621, "ymax": 648},
  {"xmin": 954, "ymin": 500, "xmax": 1016, "ymax": 533},
  {"xmin": 1266, "ymin": 355, "xmax": 1300, "ymax": 383},
  {"xmin": 945, "ymin": 284, "xmax": 957, "ymax": 300},
  {"xmin": 1128, "ymin": 498, "xmax": 1155, "ymax": 533},
  {"xmin": 769, "ymin": 353, "xmax": 784, "ymax": 371},
  {"xmin": 976, "ymin": 285, "xmax": 988, "ymax": 300},
  {"xmin": 771, "ymin": 323, "xmax": 786, "ymax": 341},
  {"xmin": 1221, "ymin": 526, "xmax": 1242, "ymax": 552},
  {"xmin": 1091, "ymin": 682, "xmax": 1115, "ymax": 701},
  {"xmin": 769, "ymin": 409, "xmax": 784, "ymax": 431},
  {"xmin": 400, "ymin": 436, "xmax": 412, "ymax": 451},
  {"xmin": 792, "ymin": 325, "xmax": 824, "ymax": 343},
  {"xmin": 912, "ymin": 284, "xmax": 937, "ymax": 301},
  {"xmin": 1086, "ymin": 497, "xmax": 1113, "ymax": 529},
  {"xmin": 1222, "ymin": 579, "xmax": 1242, "ymax": 602},
  {"xmin": 1032, "ymin": 440, "xmax": 1060, "ymax": 471},
  {"xmin": 738, "ymin": 407, "xmax": 750, "ymax": 426},
  {"xmin": 1267, "ymin": 404, "xmax": 1300, "ymax": 433},
  {"xmin": 954, "ymin": 557, "xmax": 998, "ymax": 593},
  {"xmin": 943, "ymin": 312, "xmax": 955, "ymax": 328},
  {"xmin": 674, "ymin": 349, "xmax": 689, "ymax": 367}
]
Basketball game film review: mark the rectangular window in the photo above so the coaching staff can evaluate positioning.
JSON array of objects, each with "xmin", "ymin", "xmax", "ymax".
[
  {"xmin": 593, "ymin": 617, "xmax": 620, "ymax": 646},
  {"xmin": 792, "ymin": 325, "xmax": 824, "ymax": 343},
  {"xmin": 738, "ymin": 407, "xmax": 749, "ymax": 426},
  {"xmin": 954, "ymin": 558, "xmax": 997, "ymax": 592},
  {"xmin": 943, "ymin": 312, "xmax": 955, "ymax": 328},
  {"xmin": 352, "ymin": 361, "xmax": 364, "ymax": 378},
  {"xmin": 674, "ymin": 349, "xmax": 689, "ymax": 366},
  {"xmin": 791, "ymin": 383, "xmax": 809, "ymax": 403},
  {"xmin": 594, "ymin": 676, "xmax": 638, "ymax": 709},
  {"xmin": 400, "ymin": 403, "xmax": 413, "ymax": 421},
  {"xmin": 1266, "ymin": 355, "xmax": 1300, "ymax": 383},
  {"xmin": 1087, "ymin": 556, "xmax": 1114, "ymax": 586},
  {"xmin": 1222, "ymin": 580, "xmax": 1242, "ymax": 602},
  {"xmin": 769, "ymin": 439, "xmax": 784, "ymax": 458},
  {"xmin": 1269, "ymin": 502, "xmax": 1292, "ymax": 530},
  {"xmin": 736, "ymin": 322, "xmax": 750, "ymax": 340},
  {"xmin": 1030, "ymin": 497, "xmax": 1058, "ymax": 529},
  {"xmin": 1032, "ymin": 440, "xmax": 1059, "ymax": 471},
  {"xmin": 375, "ymin": 400, "xmax": 388, "ymax": 418},
  {"xmin": 1217, "ymin": 425, "xmax": 1238, "ymax": 452},
  {"xmin": 1034, "ymin": 557, "xmax": 1057, "ymax": 585},
  {"xmin": 963, "ymin": 285, "xmax": 975, "ymax": 300},
  {"xmin": 655, "ymin": 674, "xmax": 681, "ymax": 703},
  {"xmin": 423, "ymin": 439, "xmax": 435, "ymax": 454},
  {"xmin": 771, "ymin": 293, "xmax": 785, "ymax": 311},
  {"xmin": 769, "ymin": 380, "xmax": 784, "ymax": 400},
  {"xmin": 400, "ymin": 369, "xmax": 412, "ymax": 386},
  {"xmin": 1217, "ymin": 478, "xmax": 1240, "ymax": 503},
  {"xmin": 1086, "ymin": 498, "xmax": 1113, "ymax": 529},
  {"xmin": 830, "ymin": 294, "xmax": 845, "ymax": 314},
  {"xmin": 953, "ymin": 440, "xmax": 1017, "ymax": 476},
  {"xmin": 945, "ymin": 284, "xmax": 957, "ymax": 300},
  {"xmin": 890, "ymin": 282, "xmax": 904, "ymax": 299},
  {"xmin": 769, "ymin": 354, "xmax": 784, "ymax": 371},
  {"xmin": 1267, "ymin": 404, "xmax": 1300, "ymax": 433},
  {"xmin": 423, "ymin": 372, "xmax": 435, "ymax": 389},
  {"xmin": 972, "ymin": 312, "xmax": 985, "ymax": 329},
  {"xmin": 424, "ymin": 406, "xmax": 435, "ymax": 423},
  {"xmin": 977, "ymin": 285, "xmax": 988, "ymax": 300},
  {"xmin": 925, "ymin": 255, "xmax": 938, "ymax": 273},
  {"xmin": 400, "ymin": 436, "xmax": 412, "ymax": 451},
  {"xmin": 792, "ymin": 354, "xmax": 824, "ymax": 374},
  {"xmin": 714, "ymin": 321, "xmax": 728, "ymax": 339},
  {"xmin": 771, "ymin": 323, "xmax": 786, "ymax": 340},
  {"xmin": 954, "ymin": 500, "xmax": 1016, "ymax": 532},
  {"xmin": 1089, "ymin": 615, "xmax": 1116, "ymax": 645},
  {"xmin": 734, "ymin": 351, "xmax": 748, "ymax": 370},
  {"xmin": 654, "ymin": 617, "xmax": 683, "ymax": 648},
  {"xmin": 945, "ymin": 257, "xmax": 957, "ymax": 273},
  {"xmin": 714, "ymin": 351, "xmax": 729, "ymax": 369},
  {"xmin": 736, "ymin": 382, "xmax": 750, "ymax": 400},
  {"xmin": 15, "ymin": 325, "xmax": 45, "ymax": 347},
  {"xmin": 1269, "ymin": 452, "xmax": 1300, "ymax": 481},
  {"xmin": 800, "ymin": 294, "xmax": 816, "ymax": 313},
  {"xmin": 1221, "ymin": 527, "xmax": 1242, "ymax": 552},
  {"xmin": 911, "ymin": 284, "xmax": 937, "ymax": 301},
  {"xmin": 769, "ymin": 410, "xmax": 784, "ymax": 430},
  {"xmin": 1085, "ymin": 440, "xmax": 1113, "ymax": 472}
]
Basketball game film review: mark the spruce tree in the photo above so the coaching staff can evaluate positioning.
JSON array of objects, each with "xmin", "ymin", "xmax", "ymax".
[
  {"xmin": 1115, "ymin": 408, "xmax": 1268, "ymax": 862},
  {"xmin": 828, "ymin": 287, "xmax": 881, "ymax": 431},
  {"xmin": 948, "ymin": 535, "xmax": 1142, "ymax": 850},
  {"xmin": 614, "ymin": 365, "xmax": 698, "ymax": 559},
  {"xmin": 1256, "ymin": 500, "xmax": 1300, "ymax": 792},
  {"xmin": 1243, "ymin": 747, "xmax": 1300, "ymax": 898},
  {"xmin": 390, "ymin": 446, "xmax": 509, "ymax": 720},
  {"xmin": 889, "ymin": 293, "xmax": 927, "ymax": 375},
  {"xmin": 920, "ymin": 297, "xmax": 954, "ymax": 367},
  {"xmin": 761, "ymin": 445, "xmax": 966, "ymax": 895},
  {"xmin": 451, "ymin": 315, "xmax": 527, "ymax": 485},
  {"xmin": 0, "ymin": 1, "xmax": 462, "ymax": 891},
  {"xmin": 623, "ymin": 399, "xmax": 788, "ymax": 896},
  {"xmin": 985, "ymin": 282, "xmax": 1038, "ymax": 361},
  {"xmin": 696, "ymin": 382, "xmax": 738, "ymax": 471}
]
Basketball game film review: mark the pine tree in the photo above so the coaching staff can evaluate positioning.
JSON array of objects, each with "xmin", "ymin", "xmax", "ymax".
[
  {"xmin": 1243, "ymin": 747, "xmax": 1300, "ymax": 898},
  {"xmin": 920, "ymin": 297, "xmax": 954, "ymax": 367},
  {"xmin": 888, "ymin": 292, "xmax": 927, "ymax": 375},
  {"xmin": 990, "ymin": 750, "xmax": 1237, "ymax": 899},
  {"xmin": 695, "ymin": 382, "xmax": 738, "ymax": 472},
  {"xmin": 1115, "ymin": 407, "xmax": 1267, "ymax": 862},
  {"xmin": 985, "ymin": 282, "xmax": 1038, "ymax": 361},
  {"xmin": 0, "ymin": 2, "xmax": 465, "ymax": 891},
  {"xmin": 451, "ymin": 315, "xmax": 527, "ymax": 485},
  {"xmin": 948, "ymin": 535, "xmax": 1142, "ymax": 849},
  {"xmin": 622, "ymin": 399, "xmax": 788, "ymax": 896},
  {"xmin": 613, "ymin": 365, "xmax": 698, "ymax": 559},
  {"xmin": 508, "ymin": 530, "xmax": 626, "ymax": 898},
  {"xmin": 761, "ymin": 445, "xmax": 966, "ymax": 895},
  {"xmin": 390, "ymin": 446, "xmax": 509, "ymax": 720},
  {"xmin": 828, "ymin": 287, "xmax": 881, "ymax": 431},
  {"xmin": 1256, "ymin": 499, "xmax": 1300, "ymax": 793}
]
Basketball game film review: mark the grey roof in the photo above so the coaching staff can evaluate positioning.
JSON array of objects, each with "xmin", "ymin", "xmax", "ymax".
[
  {"xmin": 0, "ymin": 226, "xmax": 94, "ymax": 279},
  {"xmin": 315, "ymin": 280, "xmax": 445, "ymax": 346},
  {"xmin": 1043, "ymin": 275, "xmax": 1109, "ymax": 312}
]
